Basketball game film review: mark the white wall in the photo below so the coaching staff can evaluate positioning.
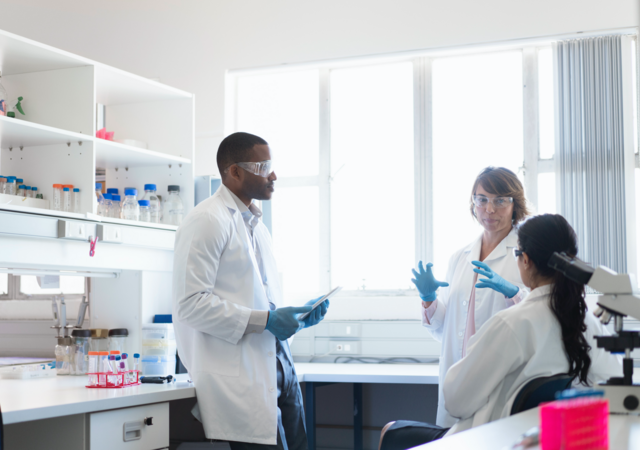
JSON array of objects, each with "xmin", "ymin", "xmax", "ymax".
[{"xmin": 0, "ymin": 0, "xmax": 636, "ymax": 176}]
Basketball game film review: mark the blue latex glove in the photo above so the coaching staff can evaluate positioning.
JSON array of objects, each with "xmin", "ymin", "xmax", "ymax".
[
  {"xmin": 411, "ymin": 261, "xmax": 449, "ymax": 302},
  {"xmin": 265, "ymin": 305, "xmax": 313, "ymax": 340},
  {"xmin": 472, "ymin": 260, "xmax": 519, "ymax": 298},
  {"xmin": 301, "ymin": 296, "xmax": 330, "ymax": 328}
]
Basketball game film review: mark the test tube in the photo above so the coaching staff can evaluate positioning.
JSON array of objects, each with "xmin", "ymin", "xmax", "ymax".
[
  {"xmin": 133, "ymin": 353, "xmax": 140, "ymax": 372},
  {"xmin": 52, "ymin": 184, "xmax": 62, "ymax": 210},
  {"xmin": 62, "ymin": 187, "xmax": 71, "ymax": 212},
  {"xmin": 88, "ymin": 351, "xmax": 99, "ymax": 386},
  {"xmin": 73, "ymin": 188, "xmax": 81, "ymax": 213}
]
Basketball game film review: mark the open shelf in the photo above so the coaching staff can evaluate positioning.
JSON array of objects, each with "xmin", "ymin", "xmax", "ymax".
[
  {"xmin": 97, "ymin": 216, "xmax": 178, "ymax": 231},
  {"xmin": 0, "ymin": 116, "xmax": 92, "ymax": 149},
  {"xmin": 95, "ymin": 139, "xmax": 191, "ymax": 169}
]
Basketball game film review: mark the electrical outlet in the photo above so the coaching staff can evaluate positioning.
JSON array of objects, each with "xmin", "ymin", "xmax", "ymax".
[
  {"xmin": 329, "ymin": 323, "xmax": 361, "ymax": 337},
  {"xmin": 57, "ymin": 220, "xmax": 87, "ymax": 240},
  {"xmin": 329, "ymin": 340, "xmax": 360, "ymax": 355}
]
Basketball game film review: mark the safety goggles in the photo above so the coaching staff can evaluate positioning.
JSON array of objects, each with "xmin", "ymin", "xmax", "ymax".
[
  {"xmin": 472, "ymin": 195, "xmax": 514, "ymax": 209},
  {"xmin": 226, "ymin": 160, "xmax": 274, "ymax": 178},
  {"xmin": 513, "ymin": 248, "xmax": 524, "ymax": 260}
]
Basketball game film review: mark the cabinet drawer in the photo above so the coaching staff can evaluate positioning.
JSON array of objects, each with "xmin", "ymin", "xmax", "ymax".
[{"xmin": 90, "ymin": 402, "xmax": 169, "ymax": 450}]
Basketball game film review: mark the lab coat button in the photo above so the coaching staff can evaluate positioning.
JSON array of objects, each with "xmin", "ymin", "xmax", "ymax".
[
  {"xmin": 270, "ymin": 387, "xmax": 275, "ymax": 392},
  {"xmin": 462, "ymin": 301, "xmax": 467, "ymax": 306},
  {"xmin": 268, "ymin": 351, "xmax": 274, "ymax": 357},
  {"xmin": 458, "ymin": 332, "xmax": 463, "ymax": 337}
]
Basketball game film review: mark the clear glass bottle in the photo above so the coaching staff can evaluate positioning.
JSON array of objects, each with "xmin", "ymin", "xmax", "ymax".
[
  {"xmin": 25, "ymin": 186, "xmax": 33, "ymax": 198},
  {"xmin": 6, "ymin": 177, "xmax": 16, "ymax": 195},
  {"xmin": 122, "ymin": 188, "xmax": 140, "ymax": 221},
  {"xmin": 0, "ymin": 71, "xmax": 7, "ymax": 117},
  {"xmin": 102, "ymin": 193, "xmax": 113, "ymax": 218},
  {"xmin": 164, "ymin": 185, "xmax": 184, "ymax": 226},
  {"xmin": 18, "ymin": 185, "xmax": 27, "ymax": 197},
  {"xmin": 55, "ymin": 337, "xmax": 74, "ymax": 376},
  {"xmin": 139, "ymin": 200, "xmax": 151, "ymax": 222},
  {"xmin": 73, "ymin": 188, "xmax": 81, "ymax": 213},
  {"xmin": 111, "ymin": 194, "xmax": 121, "ymax": 218},
  {"xmin": 16, "ymin": 178, "xmax": 24, "ymax": 189},
  {"xmin": 95, "ymin": 183, "xmax": 104, "ymax": 216},
  {"xmin": 72, "ymin": 329, "xmax": 91, "ymax": 375},
  {"xmin": 62, "ymin": 187, "xmax": 71, "ymax": 211},
  {"xmin": 142, "ymin": 184, "xmax": 160, "ymax": 223}
]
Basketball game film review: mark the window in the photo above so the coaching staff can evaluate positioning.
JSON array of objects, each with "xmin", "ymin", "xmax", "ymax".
[
  {"xmin": 229, "ymin": 32, "xmax": 639, "ymax": 305},
  {"xmin": 432, "ymin": 51, "xmax": 524, "ymax": 277},
  {"xmin": 0, "ymin": 275, "xmax": 86, "ymax": 300},
  {"xmin": 330, "ymin": 63, "xmax": 414, "ymax": 290}
]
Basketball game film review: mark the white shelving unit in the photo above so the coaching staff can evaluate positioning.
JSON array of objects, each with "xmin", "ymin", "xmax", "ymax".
[{"xmin": 0, "ymin": 28, "xmax": 195, "ymax": 229}]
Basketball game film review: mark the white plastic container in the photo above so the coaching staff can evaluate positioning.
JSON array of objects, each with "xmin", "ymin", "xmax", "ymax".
[
  {"xmin": 141, "ymin": 355, "xmax": 176, "ymax": 376},
  {"xmin": 141, "ymin": 323, "xmax": 176, "ymax": 341}
]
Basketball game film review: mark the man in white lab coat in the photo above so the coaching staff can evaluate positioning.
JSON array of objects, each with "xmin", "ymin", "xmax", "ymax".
[{"xmin": 172, "ymin": 132, "xmax": 328, "ymax": 449}]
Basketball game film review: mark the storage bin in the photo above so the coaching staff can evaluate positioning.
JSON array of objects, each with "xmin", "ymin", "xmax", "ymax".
[
  {"xmin": 141, "ymin": 355, "xmax": 176, "ymax": 376},
  {"xmin": 143, "ymin": 343, "xmax": 177, "ymax": 357},
  {"xmin": 141, "ymin": 323, "xmax": 175, "ymax": 341}
]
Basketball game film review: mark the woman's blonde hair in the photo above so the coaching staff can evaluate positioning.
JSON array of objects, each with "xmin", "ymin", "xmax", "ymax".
[{"xmin": 470, "ymin": 166, "xmax": 531, "ymax": 225}]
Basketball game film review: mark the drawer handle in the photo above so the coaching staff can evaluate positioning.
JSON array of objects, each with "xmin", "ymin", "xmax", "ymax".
[
  {"xmin": 123, "ymin": 421, "xmax": 143, "ymax": 442},
  {"xmin": 144, "ymin": 416, "xmax": 154, "ymax": 426}
]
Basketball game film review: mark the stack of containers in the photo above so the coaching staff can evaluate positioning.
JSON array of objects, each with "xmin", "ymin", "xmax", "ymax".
[{"xmin": 141, "ymin": 323, "xmax": 177, "ymax": 376}]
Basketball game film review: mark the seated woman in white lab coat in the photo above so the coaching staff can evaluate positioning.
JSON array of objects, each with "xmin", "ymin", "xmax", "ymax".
[{"xmin": 380, "ymin": 214, "xmax": 622, "ymax": 450}]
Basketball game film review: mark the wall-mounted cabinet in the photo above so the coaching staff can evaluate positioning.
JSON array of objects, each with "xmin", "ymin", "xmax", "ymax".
[{"xmin": 0, "ymin": 28, "xmax": 194, "ymax": 230}]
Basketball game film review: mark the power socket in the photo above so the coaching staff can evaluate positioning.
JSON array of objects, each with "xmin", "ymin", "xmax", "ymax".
[{"xmin": 329, "ymin": 341, "xmax": 360, "ymax": 355}]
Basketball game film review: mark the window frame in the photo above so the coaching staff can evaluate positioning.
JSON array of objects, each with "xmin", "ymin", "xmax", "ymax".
[
  {"xmin": 226, "ymin": 31, "xmax": 639, "ymax": 296},
  {"xmin": 0, "ymin": 274, "xmax": 87, "ymax": 301}
]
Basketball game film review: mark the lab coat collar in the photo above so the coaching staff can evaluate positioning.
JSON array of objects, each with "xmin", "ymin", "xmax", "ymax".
[
  {"xmin": 465, "ymin": 227, "xmax": 518, "ymax": 263},
  {"xmin": 522, "ymin": 284, "xmax": 552, "ymax": 303}
]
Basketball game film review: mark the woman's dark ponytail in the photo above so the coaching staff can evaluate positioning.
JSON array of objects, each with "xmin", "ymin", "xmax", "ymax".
[{"xmin": 518, "ymin": 214, "xmax": 591, "ymax": 385}]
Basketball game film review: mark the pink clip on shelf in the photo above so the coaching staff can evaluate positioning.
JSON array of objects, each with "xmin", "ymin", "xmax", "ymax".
[{"xmin": 96, "ymin": 128, "xmax": 115, "ymax": 141}]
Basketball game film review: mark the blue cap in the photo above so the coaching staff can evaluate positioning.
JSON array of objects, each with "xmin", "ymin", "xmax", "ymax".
[
  {"xmin": 95, "ymin": 182, "xmax": 101, "ymax": 190},
  {"xmin": 25, "ymin": 186, "xmax": 31, "ymax": 190},
  {"xmin": 103, "ymin": 193, "xmax": 112, "ymax": 200},
  {"xmin": 16, "ymin": 178, "xmax": 23, "ymax": 183},
  {"xmin": 73, "ymin": 188, "xmax": 79, "ymax": 192},
  {"xmin": 112, "ymin": 194, "xmax": 121, "ymax": 201},
  {"xmin": 7, "ymin": 177, "xmax": 15, "ymax": 182},
  {"xmin": 138, "ymin": 200, "xmax": 150, "ymax": 206},
  {"xmin": 122, "ymin": 353, "xmax": 128, "ymax": 359},
  {"xmin": 107, "ymin": 188, "xmax": 119, "ymax": 194},
  {"xmin": 116, "ymin": 355, "xmax": 121, "ymax": 361},
  {"xmin": 134, "ymin": 353, "xmax": 140, "ymax": 358},
  {"xmin": 125, "ymin": 188, "xmax": 137, "ymax": 196},
  {"xmin": 32, "ymin": 187, "xmax": 38, "ymax": 191},
  {"xmin": 144, "ymin": 184, "xmax": 157, "ymax": 191},
  {"xmin": 18, "ymin": 185, "xmax": 25, "ymax": 190},
  {"xmin": 109, "ymin": 355, "xmax": 116, "ymax": 361},
  {"xmin": 63, "ymin": 187, "xmax": 70, "ymax": 191}
]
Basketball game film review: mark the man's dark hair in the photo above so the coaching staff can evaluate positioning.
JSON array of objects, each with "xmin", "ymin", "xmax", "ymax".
[{"xmin": 217, "ymin": 132, "xmax": 268, "ymax": 177}]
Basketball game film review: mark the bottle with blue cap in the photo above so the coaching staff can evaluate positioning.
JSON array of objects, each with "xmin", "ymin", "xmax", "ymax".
[
  {"xmin": 142, "ymin": 184, "xmax": 160, "ymax": 223},
  {"xmin": 111, "ymin": 194, "xmax": 121, "ymax": 218},
  {"xmin": 122, "ymin": 188, "xmax": 140, "ymax": 221},
  {"xmin": 5, "ymin": 176, "xmax": 16, "ymax": 195},
  {"xmin": 25, "ymin": 186, "xmax": 32, "ymax": 198},
  {"xmin": 95, "ymin": 182, "xmax": 105, "ymax": 216},
  {"xmin": 102, "ymin": 193, "xmax": 113, "ymax": 217},
  {"xmin": 18, "ymin": 185, "xmax": 26, "ymax": 198},
  {"xmin": 138, "ymin": 199, "xmax": 151, "ymax": 222}
]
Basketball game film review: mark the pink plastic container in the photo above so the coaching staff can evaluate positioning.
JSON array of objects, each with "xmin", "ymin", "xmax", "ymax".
[{"xmin": 540, "ymin": 397, "xmax": 608, "ymax": 450}]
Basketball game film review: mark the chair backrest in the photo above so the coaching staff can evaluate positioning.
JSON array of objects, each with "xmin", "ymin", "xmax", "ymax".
[{"xmin": 510, "ymin": 374, "xmax": 573, "ymax": 415}]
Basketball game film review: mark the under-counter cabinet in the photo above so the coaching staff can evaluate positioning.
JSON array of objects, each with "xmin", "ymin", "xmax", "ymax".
[{"xmin": 4, "ymin": 402, "xmax": 169, "ymax": 450}]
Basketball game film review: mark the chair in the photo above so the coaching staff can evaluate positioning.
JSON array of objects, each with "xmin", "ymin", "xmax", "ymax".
[{"xmin": 510, "ymin": 374, "xmax": 573, "ymax": 415}]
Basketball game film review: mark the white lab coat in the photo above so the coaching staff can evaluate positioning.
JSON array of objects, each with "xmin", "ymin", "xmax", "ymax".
[
  {"xmin": 172, "ymin": 184, "xmax": 283, "ymax": 445},
  {"xmin": 422, "ymin": 229, "xmax": 526, "ymax": 427},
  {"xmin": 443, "ymin": 284, "xmax": 622, "ymax": 435}
]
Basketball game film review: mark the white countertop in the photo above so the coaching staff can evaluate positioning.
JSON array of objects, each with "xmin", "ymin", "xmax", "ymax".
[
  {"xmin": 419, "ymin": 406, "xmax": 640, "ymax": 449},
  {"xmin": 1, "ymin": 363, "xmax": 438, "ymax": 425},
  {"xmin": 1, "ymin": 373, "xmax": 195, "ymax": 425},
  {"xmin": 294, "ymin": 363, "xmax": 440, "ymax": 384}
]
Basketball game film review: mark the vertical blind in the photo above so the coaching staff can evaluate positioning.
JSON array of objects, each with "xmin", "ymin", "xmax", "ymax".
[{"xmin": 556, "ymin": 35, "xmax": 627, "ymax": 272}]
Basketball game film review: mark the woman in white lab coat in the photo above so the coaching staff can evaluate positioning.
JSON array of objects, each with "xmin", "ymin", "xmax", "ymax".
[
  {"xmin": 413, "ymin": 167, "xmax": 531, "ymax": 427},
  {"xmin": 379, "ymin": 214, "xmax": 621, "ymax": 449}
]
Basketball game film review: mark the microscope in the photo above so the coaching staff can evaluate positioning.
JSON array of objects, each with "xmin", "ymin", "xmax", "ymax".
[{"xmin": 549, "ymin": 253, "xmax": 640, "ymax": 414}]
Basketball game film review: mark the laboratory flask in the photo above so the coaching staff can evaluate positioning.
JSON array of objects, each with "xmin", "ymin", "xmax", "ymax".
[
  {"xmin": 142, "ymin": 184, "xmax": 160, "ymax": 223},
  {"xmin": 122, "ymin": 189, "xmax": 140, "ymax": 221},
  {"xmin": 164, "ymin": 185, "xmax": 184, "ymax": 226}
]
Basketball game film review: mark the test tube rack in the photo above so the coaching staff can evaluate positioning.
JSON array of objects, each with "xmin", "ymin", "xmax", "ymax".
[{"xmin": 85, "ymin": 370, "xmax": 140, "ymax": 388}]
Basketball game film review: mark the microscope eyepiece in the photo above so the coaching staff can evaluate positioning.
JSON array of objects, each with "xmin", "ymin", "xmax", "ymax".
[{"xmin": 547, "ymin": 252, "xmax": 594, "ymax": 285}]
